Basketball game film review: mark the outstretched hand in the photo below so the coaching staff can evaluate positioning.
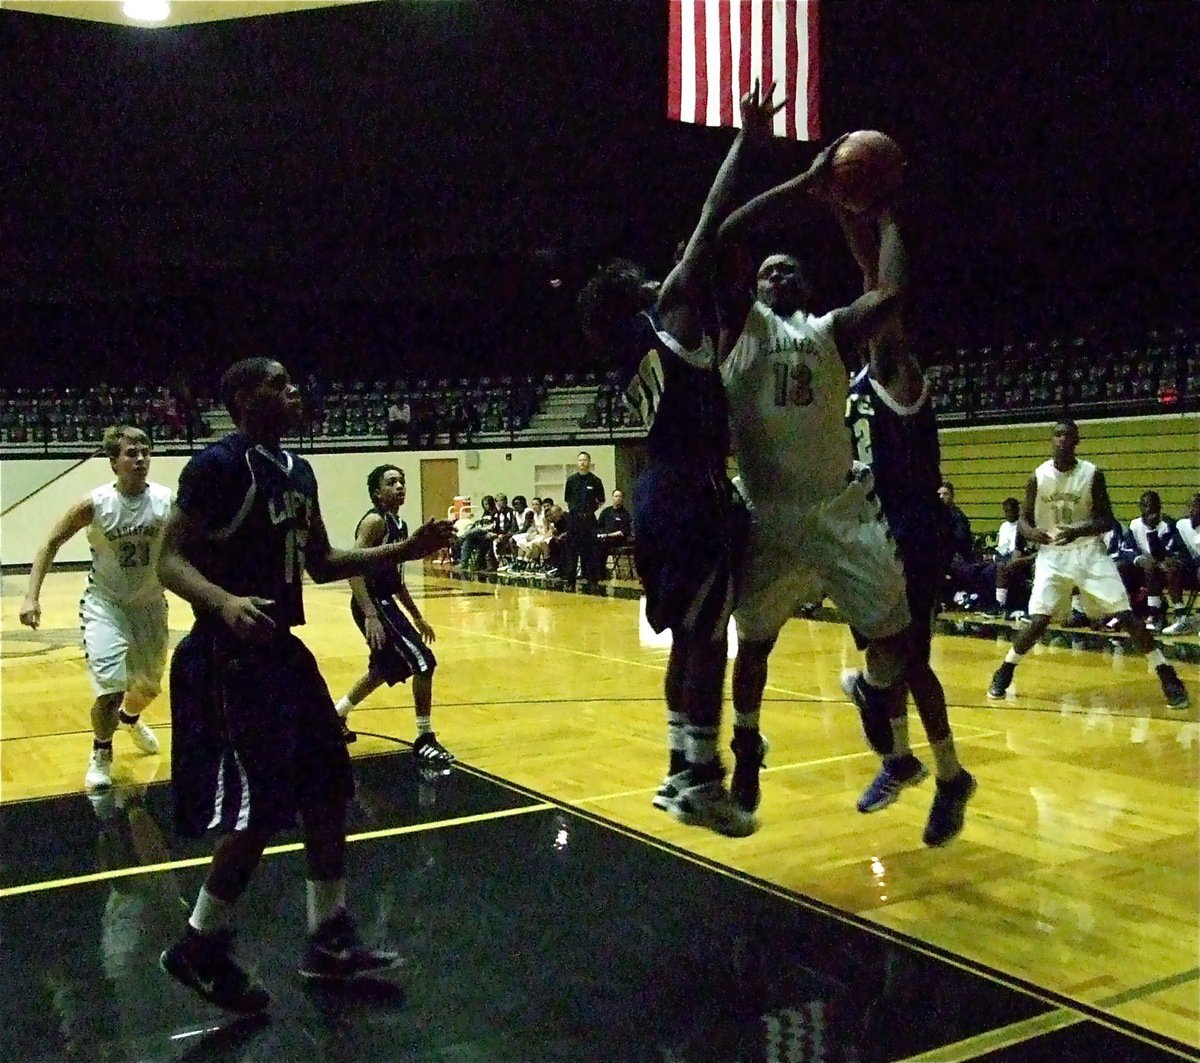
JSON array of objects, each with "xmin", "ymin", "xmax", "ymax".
[
  {"xmin": 739, "ymin": 78, "xmax": 785, "ymax": 137},
  {"xmin": 405, "ymin": 519, "xmax": 457, "ymax": 560},
  {"xmin": 805, "ymin": 132, "xmax": 851, "ymax": 200}
]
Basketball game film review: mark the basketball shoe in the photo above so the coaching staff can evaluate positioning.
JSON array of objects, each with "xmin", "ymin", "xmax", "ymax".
[
  {"xmin": 922, "ymin": 770, "xmax": 977, "ymax": 847},
  {"xmin": 85, "ymin": 747, "xmax": 113, "ymax": 789},
  {"xmin": 161, "ymin": 927, "xmax": 271, "ymax": 1013},
  {"xmin": 671, "ymin": 771, "xmax": 757, "ymax": 837},
  {"xmin": 730, "ymin": 731, "xmax": 769, "ymax": 813},
  {"xmin": 299, "ymin": 910, "xmax": 401, "ymax": 981},
  {"xmin": 857, "ymin": 755, "xmax": 929, "ymax": 813},
  {"xmin": 122, "ymin": 718, "xmax": 159, "ymax": 755}
]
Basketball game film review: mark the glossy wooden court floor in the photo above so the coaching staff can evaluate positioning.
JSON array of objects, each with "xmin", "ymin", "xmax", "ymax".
[{"xmin": 2, "ymin": 567, "xmax": 1197, "ymax": 1060}]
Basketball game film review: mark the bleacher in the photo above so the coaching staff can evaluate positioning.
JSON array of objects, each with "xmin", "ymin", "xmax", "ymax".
[{"xmin": 2, "ymin": 327, "xmax": 1197, "ymax": 460}]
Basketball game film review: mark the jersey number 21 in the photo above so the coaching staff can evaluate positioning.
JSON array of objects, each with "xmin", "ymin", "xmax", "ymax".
[{"xmin": 845, "ymin": 395, "xmax": 873, "ymax": 464}]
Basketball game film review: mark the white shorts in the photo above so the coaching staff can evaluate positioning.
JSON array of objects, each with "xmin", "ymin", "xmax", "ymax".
[
  {"xmin": 80, "ymin": 591, "xmax": 169, "ymax": 698},
  {"xmin": 734, "ymin": 468, "xmax": 911, "ymax": 644},
  {"xmin": 1028, "ymin": 539, "xmax": 1130, "ymax": 620}
]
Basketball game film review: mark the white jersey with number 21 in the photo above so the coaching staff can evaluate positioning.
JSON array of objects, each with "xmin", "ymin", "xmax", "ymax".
[{"xmin": 86, "ymin": 482, "xmax": 173, "ymax": 605}]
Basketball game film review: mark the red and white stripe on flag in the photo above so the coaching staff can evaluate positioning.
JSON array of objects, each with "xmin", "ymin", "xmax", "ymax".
[{"xmin": 668, "ymin": 0, "xmax": 821, "ymax": 140}]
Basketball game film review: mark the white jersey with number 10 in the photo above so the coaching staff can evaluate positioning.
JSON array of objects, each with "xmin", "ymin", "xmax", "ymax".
[{"xmin": 1033, "ymin": 458, "xmax": 1097, "ymax": 548}]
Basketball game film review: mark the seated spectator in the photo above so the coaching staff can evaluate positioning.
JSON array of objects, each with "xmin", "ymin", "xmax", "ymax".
[
  {"xmin": 1126, "ymin": 489, "xmax": 1183, "ymax": 629},
  {"xmin": 544, "ymin": 504, "xmax": 571, "ymax": 578},
  {"xmin": 596, "ymin": 489, "xmax": 633, "ymax": 569},
  {"xmin": 511, "ymin": 495, "xmax": 533, "ymax": 534},
  {"xmin": 992, "ymin": 496, "xmax": 1035, "ymax": 617},
  {"xmin": 459, "ymin": 495, "xmax": 499, "ymax": 570},
  {"xmin": 1164, "ymin": 493, "xmax": 1200, "ymax": 635},
  {"xmin": 493, "ymin": 493, "xmax": 520, "ymax": 566},
  {"xmin": 1174, "ymin": 492, "xmax": 1200, "ymax": 594},
  {"xmin": 514, "ymin": 498, "xmax": 551, "ymax": 569},
  {"xmin": 938, "ymin": 481, "xmax": 978, "ymax": 608}
]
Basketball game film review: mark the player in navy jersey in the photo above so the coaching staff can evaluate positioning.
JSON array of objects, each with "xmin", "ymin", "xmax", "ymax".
[
  {"xmin": 839, "ymin": 207, "xmax": 976, "ymax": 846},
  {"xmin": 333, "ymin": 464, "xmax": 452, "ymax": 767},
  {"xmin": 157, "ymin": 357, "xmax": 454, "ymax": 1013},
  {"xmin": 577, "ymin": 83, "xmax": 783, "ymax": 837}
]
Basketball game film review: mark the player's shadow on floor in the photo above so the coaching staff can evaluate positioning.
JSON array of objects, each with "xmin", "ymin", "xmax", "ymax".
[{"xmin": 304, "ymin": 975, "xmax": 407, "ymax": 1017}]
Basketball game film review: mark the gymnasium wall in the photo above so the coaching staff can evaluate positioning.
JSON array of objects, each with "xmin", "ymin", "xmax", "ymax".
[
  {"xmin": 940, "ymin": 413, "xmax": 1198, "ymax": 535},
  {"xmin": 0, "ymin": 444, "xmax": 619, "ymax": 568}
]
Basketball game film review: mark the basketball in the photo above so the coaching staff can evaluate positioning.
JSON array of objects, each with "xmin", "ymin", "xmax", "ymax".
[{"xmin": 828, "ymin": 130, "xmax": 905, "ymax": 213}]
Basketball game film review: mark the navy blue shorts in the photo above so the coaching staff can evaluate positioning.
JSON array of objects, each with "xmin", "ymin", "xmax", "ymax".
[
  {"xmin": 169, "ymin": 625, "xmax": 353, "ymax": 838},
  {"xmin": 351, "ymin": 597, "xmax": 436, "ymax": 685},
  {"xmin": 633, "ymin": 462, "xmax": 749, "ymax": 641}
]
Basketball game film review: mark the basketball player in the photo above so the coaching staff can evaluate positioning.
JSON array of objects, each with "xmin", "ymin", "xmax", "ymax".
[
  {"xmin": 19, "ymin": 425, "xmax": 170, "ymax": 790},
  {"xmin": 987, "ymin": 419, "xmax": 1189, "ymax": 709},
  {"xmin": 715, "ymin": 143, "xmax": 925, "ymax": 821},
  {"xmin": 577, "ymin": 82, "xmax": 784, "ymax": 836},
  {"xmin": 157, "ymin": 358, "xmax": 454, "ymax": 1013},
  {"xmin": 333, "ymin": 464, "xmax": 453, "ymax": 767},
  {"xmin": 839, "ymin": 208, "xmax": 976, "ymax": 846}
]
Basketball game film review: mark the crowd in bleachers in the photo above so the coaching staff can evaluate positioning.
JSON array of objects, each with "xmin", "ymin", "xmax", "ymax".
[
  {"xmin": 579, "ymin": 328, "xmax": 1200, "ymax": 431},
  {"xmin": 927, "ymin": 329, "xmax": 1200, "ymax": 421},
  {"xmin": 311, "ymin": 374, "xmax": 546, "ymax": 442},
  {"xmin": 2, "ymin": 327, "xmax": 1197, "ymax": 448},
  {"xmin": 0, "ymin": 384, "xmax": 213, "ymax": 445}
]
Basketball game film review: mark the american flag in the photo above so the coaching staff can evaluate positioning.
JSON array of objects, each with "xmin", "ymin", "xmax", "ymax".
[{"xmin": 668, "ymin": 0, "xmax": 821, "ymax": 140}]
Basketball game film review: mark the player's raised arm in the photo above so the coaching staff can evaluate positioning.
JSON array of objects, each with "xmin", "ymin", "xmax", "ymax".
[
  {"xmin": 714, "ymin": 134, "xmax": 845, "ymax": 350},
  {"xmin": 659, "ymin": 80, "xmax": 782, "ymax": 348},
  {"xmin": 828, "ymin": 207, "xmax": 908, "ymax": 356}
]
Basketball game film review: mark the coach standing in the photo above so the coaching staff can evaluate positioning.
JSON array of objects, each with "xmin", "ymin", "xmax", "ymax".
[{"xmin": 564, "ymin": 450, "xmax": 605, "ymax": 589}]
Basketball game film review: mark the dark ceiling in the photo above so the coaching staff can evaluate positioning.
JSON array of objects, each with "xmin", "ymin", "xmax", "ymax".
[{"xmin": 2, "ymin": 0, "xmax": 1198, "ymax": 384}]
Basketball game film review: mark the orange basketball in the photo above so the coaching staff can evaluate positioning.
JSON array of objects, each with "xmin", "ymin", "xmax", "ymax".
[{"xmin": 828, "ymin": 130, "xmax": 905, "ymax": 213}]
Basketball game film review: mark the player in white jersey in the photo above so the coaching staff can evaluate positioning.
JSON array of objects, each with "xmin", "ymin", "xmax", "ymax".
[
  {"xmin": 713, "ymin": 144, "xmax": 918, "ymax": 803},
  {"xmin": 20, "ymin": 426, "xmax": 172, "ymax": 788},
  {"xmin": 987, "ymin": 419, "xmax": 1188, "ymax": 709}
]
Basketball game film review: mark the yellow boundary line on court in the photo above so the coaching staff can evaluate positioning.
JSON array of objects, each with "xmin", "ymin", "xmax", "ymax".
[
  {"xmin": 896, "ymin": 966, "xmax": 1200, "ymax": 1061},
  {"xmin": 1, "ymin": 745, "xmax": 1193, "ymax": 1058},
  {"xmin": 0, "ymin": 802, "xmax": 552, "ymax": 898}
]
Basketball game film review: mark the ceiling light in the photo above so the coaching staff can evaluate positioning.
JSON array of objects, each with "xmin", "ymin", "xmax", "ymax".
[{"xmin": 122, "ymin": 0, "xmax": 171, "ymax": 23}]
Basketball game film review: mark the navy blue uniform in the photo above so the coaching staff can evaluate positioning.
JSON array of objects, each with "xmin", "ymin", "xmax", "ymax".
[
  {"xmin": 845, "ymin": 367, "xmax": 948, "ymax": 648},
  {"xmin": 350, "ymin": 508, "xmax": 436, "ymax": 684},
  {"xmin": 169, "ymin": 434, "xmax": 352, "ymax": 837},
  {"xmin": 623, "ymin": 310, "xmax": 748, "ymax": 640}
]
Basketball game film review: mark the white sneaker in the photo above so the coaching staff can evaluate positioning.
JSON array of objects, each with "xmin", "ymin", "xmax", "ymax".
[
  {"xmin": 124, "ymin": 719, "xmax": 159, "ymax": 755},
  {"xmin": 1163, "ymin": 614, "xmax": 1200, "ymax": 636},
  {"xmin": 85, "ymin": 747, "xmax": 113, "ymax": 789},
  {"xmin": 652, "ymin": 770, "xmax": 690, "ymax": 813}
]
